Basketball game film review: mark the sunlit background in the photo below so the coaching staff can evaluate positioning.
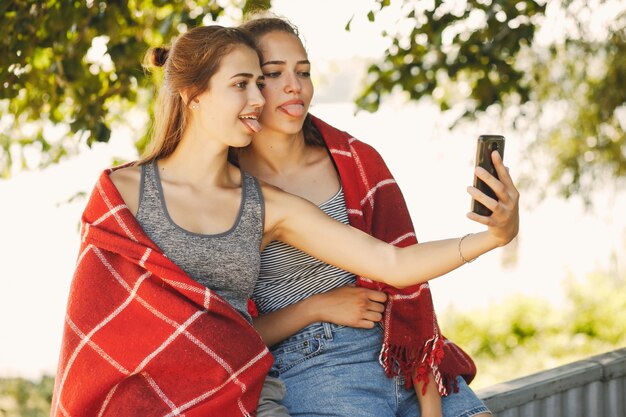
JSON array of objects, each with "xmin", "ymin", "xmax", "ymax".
[{"xmin": 1, "ymin": 1, "xmax": 625, "ymax": 407}]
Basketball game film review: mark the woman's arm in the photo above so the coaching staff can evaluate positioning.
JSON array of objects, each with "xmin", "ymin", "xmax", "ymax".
[
  {"xmin": 252, "ymin": 286, "xmax": 387, "ymax": 346},
  {"xmin": 414, "ymin": 372, "xmax": 443, "ymax": 417},
  {"xmin": 262, "ymin": 151, "xmax": 519, "ymax": 289}
]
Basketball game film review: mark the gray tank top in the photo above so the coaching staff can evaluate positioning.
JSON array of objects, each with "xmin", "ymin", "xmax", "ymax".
[{"xmin": 136, "ymin": 160, "xmax": 264, "ymax": 321}]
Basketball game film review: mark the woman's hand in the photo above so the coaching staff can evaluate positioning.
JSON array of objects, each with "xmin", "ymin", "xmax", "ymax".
[
  {"xmin": 310, "ymin": 285, "xmax": 387, "ymax": 329},
  {"xmin": 467, "ymin": 150, "xmax": 520, "ymax": 247}
]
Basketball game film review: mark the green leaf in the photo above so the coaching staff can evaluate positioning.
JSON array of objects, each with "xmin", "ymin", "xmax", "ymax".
[
  {"xmin": 94, "ymin": 121, "xmax": 112, "ymax": 143},
  {"xmin": 345, "ymin": 15, "xmax": 354, "ymax": 31}
]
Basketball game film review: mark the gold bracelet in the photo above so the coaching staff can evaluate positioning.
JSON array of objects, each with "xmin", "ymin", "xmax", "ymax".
[{"xmin": 458, "ymin": 233, "xmax": 475, "ymax": 264}]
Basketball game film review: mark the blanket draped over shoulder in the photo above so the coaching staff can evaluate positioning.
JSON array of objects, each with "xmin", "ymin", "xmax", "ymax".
[
  {"xmin": 51, "ymin": 168, "xmax": 272, "ymax": 417},
  {"xmin": 312, "ymin": 115, "xmax": 477, "ymax": 395}
]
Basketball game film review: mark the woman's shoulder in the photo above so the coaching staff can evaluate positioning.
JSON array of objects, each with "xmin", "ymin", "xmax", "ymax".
[
  {"xmin": 109, "ymin": 163, "xmax": 142, "ymax": 189},
  {"xmin": 257, "ymin": 179, "xmax": 288, "ymax": 205},
  {"xmin": 109, "ymin": 163, "xmax": 142, "ymax": 215},
  {"xmin": 258, "ymin": 180, "xmax": 315, "ymax": 219}
]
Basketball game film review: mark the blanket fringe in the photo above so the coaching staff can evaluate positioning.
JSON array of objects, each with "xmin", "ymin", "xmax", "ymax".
[{"xmin": 379, "ymin": 335, "xmax": 455, "ymax": 396}]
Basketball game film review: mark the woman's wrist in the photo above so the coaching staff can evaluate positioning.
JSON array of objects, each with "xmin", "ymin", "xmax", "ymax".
[
  {"xmin": 459, "ymin": 231, "xmax": 501, "ymax": 264},
  {"xmin": 299, "ymin": 293, "xmax": 325, "ymax": 323},
  {"xmin": 477, "ymin": 230, "xmax": 503, "ymax": 248},
  {"xmin": 458, "ymin": 233, "xmax": 476, "ymax": 263}
]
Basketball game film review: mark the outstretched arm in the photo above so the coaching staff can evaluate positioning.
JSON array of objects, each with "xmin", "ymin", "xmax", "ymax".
[
  {"xmin": 252, "ymin": 286, "xmax": 387, "ymax": 347},
  {"xmin": 262, "ymin": 150, "xmax": 519, "ymax": 289}
]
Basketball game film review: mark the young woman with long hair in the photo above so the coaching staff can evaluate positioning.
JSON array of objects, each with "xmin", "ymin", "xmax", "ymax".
[{"xmin": 237, "ymin": 16, "xmax": 520, "ymax": 417}]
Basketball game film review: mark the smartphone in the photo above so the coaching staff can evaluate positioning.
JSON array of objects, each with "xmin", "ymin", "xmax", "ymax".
[{"xmin": 472, "ymin": 135, "xmax": 505, "ymax": 216}]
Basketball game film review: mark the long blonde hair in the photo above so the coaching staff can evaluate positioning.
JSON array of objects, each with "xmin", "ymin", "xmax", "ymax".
[{"xmin": 140, "ymin": 26, "xmax": 261, "ymax": 164}]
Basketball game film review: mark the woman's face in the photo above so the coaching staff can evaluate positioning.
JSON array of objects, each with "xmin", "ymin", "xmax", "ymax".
[
  {"xmin": 256, "ymin": 31, "xmax": 314, "ymax": 136},
  {"xmin": 191, "ymin": 45, "xmax": 266, "ymax": 149}
]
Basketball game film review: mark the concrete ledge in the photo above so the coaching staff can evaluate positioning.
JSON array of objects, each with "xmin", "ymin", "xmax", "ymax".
[{"xmin": 476, "ymin": 347, "xmax": 626, "ymax": 413}]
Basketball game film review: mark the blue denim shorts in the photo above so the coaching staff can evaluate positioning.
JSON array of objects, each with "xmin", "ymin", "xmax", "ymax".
[{"xmin": 269, "ymin": 322, "xmax": 490, "ymax": 417}]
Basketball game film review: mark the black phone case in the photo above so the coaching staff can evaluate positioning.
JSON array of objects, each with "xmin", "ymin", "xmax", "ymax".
[{"xmin": 472, "ymin": 135, "xmax": 505, "ymax": 216}]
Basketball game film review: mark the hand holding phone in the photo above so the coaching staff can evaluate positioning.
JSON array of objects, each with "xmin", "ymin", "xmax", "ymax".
[{"xmin": 472, "ymin": 135, "xmax": 505, "ymax": 216}]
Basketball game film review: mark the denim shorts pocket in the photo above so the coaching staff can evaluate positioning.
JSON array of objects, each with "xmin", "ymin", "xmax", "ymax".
[{"xmin": 271, "ymin": 336, "xmax": 324, "ymax": 374}]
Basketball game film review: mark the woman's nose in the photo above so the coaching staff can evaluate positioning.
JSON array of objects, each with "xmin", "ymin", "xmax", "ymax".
[
  {"xmin": 284, "ymin": 72, "xmax": 302, "ymax": 94},
  {"xmin": 250, "ymin": 85, "xmax": 265, "ymax": 108}
]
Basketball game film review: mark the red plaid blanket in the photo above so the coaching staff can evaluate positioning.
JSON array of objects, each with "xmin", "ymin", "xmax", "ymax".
[
  {"xmin": 51, "ymin": 168, "xmax": 272, "ymax": 417},
  {"xmin": 312, "ymin": 116, "xmax": 477, "ymax": 395}
]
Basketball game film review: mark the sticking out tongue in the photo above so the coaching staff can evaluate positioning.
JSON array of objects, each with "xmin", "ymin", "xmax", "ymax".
[
  {"xmin": 241, "ymin": 118, "xmax": 261, "ymax": 133},
  {"xmin": 280, "ymin": 104, "xmax": 305, "ymax": 117}
]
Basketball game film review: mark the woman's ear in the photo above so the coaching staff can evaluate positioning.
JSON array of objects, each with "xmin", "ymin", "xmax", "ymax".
[{"xmin": 180, "ymin": 90, "xmax": 200, "ymax": 109}]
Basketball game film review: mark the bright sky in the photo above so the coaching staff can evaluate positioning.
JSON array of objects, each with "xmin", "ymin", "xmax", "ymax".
[{"xmin": 1, "ymin": 0, "xmax": 625, "ymax": 379}]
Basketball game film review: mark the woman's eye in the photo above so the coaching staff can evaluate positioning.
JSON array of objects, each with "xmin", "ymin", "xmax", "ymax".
[
  {"xmin": 257, "ymin": 82, "xmax": 266, "ymax": 90},
  {"xmin": 235, "ymin": 81, "xmax": 247, "ymax": 89},
  {"xmin": 264, "ymin": 72, "xmax": 280, "ymax": 78},
  {"xmin": 298, "ymin": 71, "xmax": 311, "ymax": 78}
]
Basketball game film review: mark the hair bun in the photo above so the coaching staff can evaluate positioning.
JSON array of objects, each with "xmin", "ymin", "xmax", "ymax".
[{"xmin": 152, "ymin": 47, "xmax": 169, "ymax": 67}]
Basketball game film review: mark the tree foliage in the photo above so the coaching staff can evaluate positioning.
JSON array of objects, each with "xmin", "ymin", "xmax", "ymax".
[
  {"xmin": 358, "ymin": 0, "xmax": 626, "ymax": 202},
  {"xmin": 524, "ymin": 20, "xmax": 626, "ymax": 200},
  {"xmin": 357, "ymin": 0, "xmax": 545, "ymax": 115},
  {"xmin": 1, "ymin": 0, "xmax": 625, "ymax": 201},
  {"xmin": 0, "ymin": 0, "xmax": 269, "ymax": 177}
]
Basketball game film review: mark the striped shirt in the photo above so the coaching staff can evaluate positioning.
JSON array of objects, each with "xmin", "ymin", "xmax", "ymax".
[{"xmin": 252, "ymin": 186, "xmax": 356, "ymax": 314}]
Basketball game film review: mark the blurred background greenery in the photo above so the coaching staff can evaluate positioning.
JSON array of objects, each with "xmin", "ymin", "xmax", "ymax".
[{"xmin": 443, "ymin": 262, "xmax": 626, "ymax": 388}]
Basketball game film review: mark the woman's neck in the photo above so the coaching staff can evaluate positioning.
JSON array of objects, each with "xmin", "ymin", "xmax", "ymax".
[{"xmin": 160, "ymin": 129, "xmax": 236, "ymax": 187}]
